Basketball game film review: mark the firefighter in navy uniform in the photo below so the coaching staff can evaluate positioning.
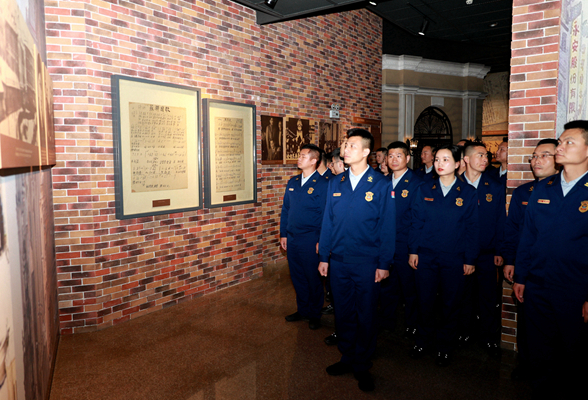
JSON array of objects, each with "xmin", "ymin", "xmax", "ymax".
[
  {"xmin": 379, "ymin": 141, "xmax": 423, "ymax": 338},
  {"xmin": 280, "ymin": 144, "xmax": 329, "ymax": 330},
  {"xmin": 502, "ymin": 138, "xmax": 559, "ymax": 381},
  {"xmin": 513, "ymin": 121, "xmax": 588, "ymax": 400},
  {"xmin": 458, "ymin": 141, "xmax": 506, "ymax": 356},
  {"xmin": 408, "ymin": 144, "xmax": 480, "ymax": 367},
  {"xmin": 318, "ymin": 129, "xmax": 396, "ymax": 392}
]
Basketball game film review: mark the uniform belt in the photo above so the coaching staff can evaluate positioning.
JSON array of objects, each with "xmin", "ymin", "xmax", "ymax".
[{"xmin": 330, "ymin": 253, "xmax": 378, "ymax": 264}]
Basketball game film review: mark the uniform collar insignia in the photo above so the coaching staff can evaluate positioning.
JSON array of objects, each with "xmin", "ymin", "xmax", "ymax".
[
  {"xmin": 296, "ymin": 177, "xmax": 299, "ymax": 180},
  {"xmin": 367, "ymin": 176, "xmax": 373, "ymax": 183},
  {"xmin": 485, "ymin": 181, "xmax": 489, "ymax": 185},
  {"xmin": 312, "ymin": 179, "xmax": 316, "ymax": 182},
  {"xmin": 432, "ymin": 184, "xmax": 436, "ymax": 189},
  {"xmin": 341, "ymin": 176, "xmax": 345, "ymax": 182},
  {"xmin": 585, "ymin": 182, "xmax": 588, "ymax": 187},
  {"xmin": 457, "ymin": 186, "xmax": 461, "ymax": 191}
]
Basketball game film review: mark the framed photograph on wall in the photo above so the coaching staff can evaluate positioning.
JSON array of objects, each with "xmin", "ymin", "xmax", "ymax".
[
  {"xmin": 203, "ymin": 99, "xmax": 257, "ymax": 208},
  {"xmin": 111, "ymin": 75, "xmax": 202, "ymax": 219},
  {"xmin": 285, "ymin": 117, "xmax": 311, "ymax": 164},
  {"xmin": 483, "ymin": 134, "xmax": 508, "ymax": 162},
  {"xmin": 260, "ymin": 115, "xmax": 283, "ymax": 164}
]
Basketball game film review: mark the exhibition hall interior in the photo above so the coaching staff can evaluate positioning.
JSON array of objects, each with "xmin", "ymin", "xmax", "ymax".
[{"xmin": 0, "ymin": 0, "xmax": 581, "ymax": 399}]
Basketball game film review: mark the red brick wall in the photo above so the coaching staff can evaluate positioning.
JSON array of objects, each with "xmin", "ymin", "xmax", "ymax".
[
  {"xmin": 503, "ymin": 0, "xmax": 562, "ymax": 350},
  {"xmin": 46, "ymin": 0, "xmax": 382, "ymax": 333}
]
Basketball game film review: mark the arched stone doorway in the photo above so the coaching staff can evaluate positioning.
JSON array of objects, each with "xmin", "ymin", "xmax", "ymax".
[{"xmin": 413, "ymin": 106, "xmax": 453, "ymax": 168}]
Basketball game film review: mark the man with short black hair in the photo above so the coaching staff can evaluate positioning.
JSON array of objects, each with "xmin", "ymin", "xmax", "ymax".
[
  {"xmin": 379, "ymin": 141, "xmax": 422, "ymax": 338},
  {"xmin": 414, "ymin": 145, "xmax": 434, "ymax": 179},
  {"xmin": 319, "ymin": 129, "xmax": 395, "ymax": 392},
  {"xmin": 503, "ymin": 138, "xmax": 559, "ymax": 381},
  {"xmin": 513, "ymin": 120, "xmax": 588, "ymax": 399},
  {"xmin": 280, "ymin": 144, "xmax": 329, "ymax": 330},
  {"xmin": 488, "ymin": 139, "xmax": 508, "ymax": 186},
  {"xmin": 374, "ymin": 147, "xmax": 387, "ymax": 173},
  {"xmin": 459, "ymin": 141, "xmax": 506, "ymax": 356},
  {"xmin": 317, "ymin": 148, "xmax": 333, "ymax": 179},
  {"xmin": 329, "ymin": 147, "xmax": 346, "ymax": 175}
]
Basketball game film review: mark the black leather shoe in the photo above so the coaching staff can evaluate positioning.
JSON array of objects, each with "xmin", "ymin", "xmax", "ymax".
[
  {"xmin": 485, "ymin": 342, "xmax": 501, "ymax": 358},
  {"xmin": 309, "ymin": 318, "xmax": 322, "ymax": 330},
  {"xmin": 435, "ymin": 352, "xmax": 451, "ymax": 367},
  {"xmin": 354, "ymin": 371, "xmax": 375, "ymax": 392},
  {"xmin": 321, "ymin": 304, "xmax": 334, "ymax": 315},
  {"xmin": 409, "ymin": 345, "xmax": 427, "ymax": 359},
  {"xmin": 326, "ymin": 361, "xmax": 353, "ymax": 376},
  {"xmin": 285, "ymin": 312, "xmax": 304, "ymax": 322},
  {"xmin": 324, "ymin": 332, "xmax": 338, "ymax": 345}
]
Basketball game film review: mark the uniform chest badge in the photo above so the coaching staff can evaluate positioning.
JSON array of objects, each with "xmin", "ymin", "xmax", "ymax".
[
  {"xmin": 456, "ymin": 197, "xmax": 463, "ymax": 207},
  {"xmin": 308, "ymin": 187, "xmax": 314, "ymax": 194},
  {"xmin": 579, "ymin": 201, "xmax": 588, "ymax": 213},
  {"xmin": 401, "ymin": 190, "xmax": 409, "ymax": 198},
  {"xmin": 368, "ymin": 176, "xmax": 373, "ymax": 183},
  {"xmin": 365, "ymin": 191, "xmax": 374, "ymax": 202},
  {"xmin": 486, "ymin": 194, "xmax": 493, "ymax": 202}
]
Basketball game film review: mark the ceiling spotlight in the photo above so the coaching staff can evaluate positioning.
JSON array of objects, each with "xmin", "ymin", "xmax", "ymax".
[
  {"xmin": 466, "ymin": 0, "xmax": 473, "ymax": 4},
  {"xmin": 418, "ymin": 19, "xmax": 429, "ymax": 36},
  {"xmin": 369, "ymin": 1, "xmax": 377, "ymax": 5},
  {"xmin": 489, "ymin": 22, "xmax": 498, "ymax": 27},
  {"xmin": 265, "ymin": 0, "xmax": 278, "ymax": 9}
]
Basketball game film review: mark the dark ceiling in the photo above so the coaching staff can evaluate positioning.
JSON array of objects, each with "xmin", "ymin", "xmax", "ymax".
[{"xmin": 230, "ymin": 0, "xmax": 513, "ymax": 73}]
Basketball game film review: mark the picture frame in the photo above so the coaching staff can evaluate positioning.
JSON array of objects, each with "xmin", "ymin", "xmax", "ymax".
[
  {"xmin": 111, "ymin": 75, "xmax": 202, "ymax": 219},
  {"xmin": 203, "ymin": 99, "xmax": 257, "ymax": 208},
  {"xmin": 284, "ymin": 117, "xmax": 311, "ymax": 164},
  {"xmin": 260, "ymin": 115, "xmax": 284, "ymax": 164}
]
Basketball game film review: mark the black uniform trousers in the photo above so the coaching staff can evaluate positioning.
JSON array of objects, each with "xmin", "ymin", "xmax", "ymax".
[
  {"xmin": 415, "ymin": 249, "xmax": 466, "ymax": 353},
  {"xmin": 287, "ymin": 234, "xmax": 323, "ymax": 320},
  {"xmin": 330, "ymin": 258, "xmax": 380, "ymax": 373},
  {"xmin": 379, "ymin": 250, "xmax": 418, "ymax": 332}
]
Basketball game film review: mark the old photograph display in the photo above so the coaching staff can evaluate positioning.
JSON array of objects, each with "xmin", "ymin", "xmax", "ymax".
[
  {"xmin": 203, "ymin": 99, "xmax": 256, "ymax": 208},
  {"xmin": 111, "ymin": 76, "xmax": 202, "ymax": 219},
  {"xmin": 0, "ymin": 0, "xmax": 55, "ymax": 169},
  {"xmin": 285, "ymin": 117, "xmax": 312, "ymax": 163},
  {"xmin": 260, "ymin": 115, "xmax": 283, "ymax": 163}
]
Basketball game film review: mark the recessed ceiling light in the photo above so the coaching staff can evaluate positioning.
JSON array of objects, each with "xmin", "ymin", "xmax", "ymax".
[
  {"xmin": 369, "ymin": 1, "xmax": 377, "ymax": 5},
  {"xmin": 489, "ymin": 22, "xmax": 498, "ymax": 27}
]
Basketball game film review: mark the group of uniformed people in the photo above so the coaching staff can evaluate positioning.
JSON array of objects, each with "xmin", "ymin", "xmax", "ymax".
[{"xmin": 279, "ymin": 121, "xmax": 588, "ymax": 397}]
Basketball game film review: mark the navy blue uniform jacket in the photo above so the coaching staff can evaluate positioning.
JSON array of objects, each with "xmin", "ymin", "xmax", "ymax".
[
  {"xmin": 464, "ymin": 172, "xmax": 506, "ymax": 254},
  {"xmin": 409, "ymin": 178, "xmax": 480, "ymax": 265},
  {"xmin": 514, "ymin": 173, "xmax": 588, "ymax": 301},
  {"xmin": 392, "ymin": 169, "xmax": 423, "ymax": 255},
  {"xmin": 503, "ymin": 180, "xmax": 535, "ymax": 265},
  {"xmin": 487, "ymin": 167, "xmax": 507, "ymax": 187},
  {"xmin": 280, "ymin": 172, "xmax": 329, "ymax": 240},
  {"xmin": 319, "ymin": 168, "xmax": 396, "ymax": 271},
  {"xmin": 414, "ymin": 165, "xmax": 433, "ymax": 180}
]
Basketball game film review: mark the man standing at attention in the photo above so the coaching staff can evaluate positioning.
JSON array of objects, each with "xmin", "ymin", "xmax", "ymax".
[
  {"xmin": 318, "ymin": 129, "xmax": 396, "ymax": 392},
  {"xmin": 513, "ymin": 120, "xmax": 588, "ymax": 399},
  {"xmin": 460, "ymin": 141, "xmax": 506, "ymax": 355},
  {"xmin": 415, "ymin": 145, "xmax": 434, "ymax": 179},
  {"xmin": 379, "ymin": 141, "xmax": 422, "ymax": 338},
  {"xmin": 281, "ymin": 144, "xmax": 329, "ymax": 330},
  {"xmin": 502, "ymin": 138, "xmax": 559, "ymax": 380}
]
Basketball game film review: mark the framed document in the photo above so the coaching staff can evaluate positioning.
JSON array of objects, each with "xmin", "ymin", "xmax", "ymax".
[
  {"xmin": 111, "ymin": 75, "xmax": 202, "ymax": 219},
  {"xmin": 203, "ymin": 99, "xmax": 257, "ymax": 208}
]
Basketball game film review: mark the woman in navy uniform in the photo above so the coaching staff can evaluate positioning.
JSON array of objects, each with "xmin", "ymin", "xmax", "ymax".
[{"xmin": 408, "ymin": 144, "xmax": 479, "ymax": 366}]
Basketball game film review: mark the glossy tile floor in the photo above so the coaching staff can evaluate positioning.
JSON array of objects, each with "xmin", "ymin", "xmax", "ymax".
[{"xmin": 50, "ymin": 263, "xmax": 532, "ymax": 400}]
